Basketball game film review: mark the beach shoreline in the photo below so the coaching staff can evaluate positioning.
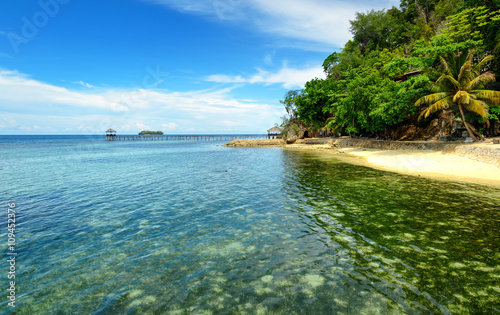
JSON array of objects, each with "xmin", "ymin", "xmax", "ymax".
[{"xmin": 224, "ymin": 138, "xmax": 500, "ymax": 186}]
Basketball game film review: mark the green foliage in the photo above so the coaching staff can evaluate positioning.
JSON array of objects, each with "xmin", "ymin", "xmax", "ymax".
[
  {"xmin": 490, "ymin": 106, "xmax": 500, "ymax": 121},
  {"xmin": 400, "ymin": 0, "xmax": 441, "ymax": 22},
  {"xmin": 349, "ymin": 9, "xmax": 411, "ymax": 53},
  {"xmin": 278, "ymin": 0, "xmax": 500, "ymax": 139},
  {"xmin": 412, "ymin": 18, "xmax": 434, "ymax": 41},
  {"xmin": 327, "ymin": 69, "xmax": 428, "ymax": 134},
  {"xmin": 295, "ymin": 79, "xmax": 337, "ymax": 129},
  {"xmin": 441, "ymin": 6, "xmax": 499, "ymax": 42},
  {"xmin": 322, "ymin": 52, "xmax": 339, "ymax": 76},
  {"xmin": 333, "ymin": 69, "xmax": 386, "ymax": 133},
  {"xmin": 383, "ymin": 56, "xmax": 425, "ymax": 78},
  {"xmin": 279, "ymin": 90, "xmax": 303, "ymax": 136},
  {"xmin": 139, "ymin": 130, "xmax": 164, "ymax": 135},
  {"xmin": 437, "ymin": 5, "xmax": 500, "ymax": 74},
  {"xmin": 435, "ymin": 0, "xmax": 464, "ymax": 19},
  {"xmin": 280, "ymin": 89, "xmax": 302, "ymax": 121},
  {"xmin": 413, "ymin": 37, "xmax": 482, "ymax": 68}
]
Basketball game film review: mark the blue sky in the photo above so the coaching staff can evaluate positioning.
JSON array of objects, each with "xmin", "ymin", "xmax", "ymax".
[{"xmin": 0, "ymin": 0, "xmax": 399, "ymax": 134}]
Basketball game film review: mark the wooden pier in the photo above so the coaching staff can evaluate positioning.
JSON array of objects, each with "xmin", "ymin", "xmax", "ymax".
[{"xmin": 106, "ymin": 135, "xmax": 267, "ymax": 141}]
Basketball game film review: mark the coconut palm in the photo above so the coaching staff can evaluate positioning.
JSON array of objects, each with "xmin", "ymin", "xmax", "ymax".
[{"xmin": 416, "ymin": 50, "xmax": 500, "ymax": 141}]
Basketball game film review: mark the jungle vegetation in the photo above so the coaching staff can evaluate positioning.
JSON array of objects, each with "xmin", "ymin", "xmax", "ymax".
[{"xmin": 280, "ymin": 0, "xmax": 500, "ymax": 141}]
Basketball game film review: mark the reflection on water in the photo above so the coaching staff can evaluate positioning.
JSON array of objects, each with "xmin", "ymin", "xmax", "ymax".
[{"xmin": 1, "ymin": 139, "xmax": 499, "ymax": 314}]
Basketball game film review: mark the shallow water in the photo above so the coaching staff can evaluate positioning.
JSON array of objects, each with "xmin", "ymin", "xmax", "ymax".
[{"xmin": 1, "ymin": 136, "xmax": 499, "ymax": 314}]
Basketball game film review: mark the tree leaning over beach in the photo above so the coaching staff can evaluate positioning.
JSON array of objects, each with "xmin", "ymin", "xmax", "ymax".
[{"xmin": 415, "ymin": 51, "xmax": 500, "ymax": 141}]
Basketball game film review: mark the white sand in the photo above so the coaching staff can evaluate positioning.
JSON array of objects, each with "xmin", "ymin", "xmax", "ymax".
[
  {"xmin": 285, "ymin": 144, "xmax": 500, "ymax": 186},
  {"xmin": 339, "ymin": 147, "xmax": 500, "ymax": 186}
]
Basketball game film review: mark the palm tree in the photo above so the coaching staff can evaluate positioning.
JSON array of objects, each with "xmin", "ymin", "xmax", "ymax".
[{"xmin": 415, "ymin": 50, "xmax": 500, "ymax": 141}]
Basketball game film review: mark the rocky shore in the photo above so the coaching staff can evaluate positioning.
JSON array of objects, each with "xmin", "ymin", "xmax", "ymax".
[{"xmin": 223, "ymin": 139, "xmax": 287, "ymax": 147}]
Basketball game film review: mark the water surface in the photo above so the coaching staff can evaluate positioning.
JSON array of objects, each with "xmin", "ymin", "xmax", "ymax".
[{"xmin": 1, "ymin": 136, "xmax": 499, "ymax": 314}]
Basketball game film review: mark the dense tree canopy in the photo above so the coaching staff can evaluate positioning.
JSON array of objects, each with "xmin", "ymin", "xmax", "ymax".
[{"xmin": 280, "ymin": 0, "xmax": 500, "ymax": 140}]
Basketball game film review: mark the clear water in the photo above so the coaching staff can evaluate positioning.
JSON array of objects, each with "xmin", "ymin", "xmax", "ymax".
[{"xmin": 1, "ymin": 136, "xmax": 499, "ymax": 314}]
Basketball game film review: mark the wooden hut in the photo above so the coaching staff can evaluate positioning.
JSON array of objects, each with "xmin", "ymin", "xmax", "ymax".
[
  {"xmin": 267, "ymin": 127, "xmax": 282, "ymax": 139},
  {"xmin": 105, "ymin": 128, "xmax": 116, "ymax": 141}
]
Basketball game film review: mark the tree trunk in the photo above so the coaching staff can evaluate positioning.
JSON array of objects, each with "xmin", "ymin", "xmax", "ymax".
[{"xmin": 457, "ymin": 102, "xmax": 478, "ymax": 141}]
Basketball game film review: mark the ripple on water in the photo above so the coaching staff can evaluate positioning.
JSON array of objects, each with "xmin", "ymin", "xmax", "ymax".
[{"xmin": 0, "ymin": 140, "xmax": 499, "ymax": 314}]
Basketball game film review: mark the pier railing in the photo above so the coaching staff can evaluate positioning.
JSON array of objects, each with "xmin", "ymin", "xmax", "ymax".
[{"xmin": 106, "ymin": 135, "xmax": 267, "ymax": 141}]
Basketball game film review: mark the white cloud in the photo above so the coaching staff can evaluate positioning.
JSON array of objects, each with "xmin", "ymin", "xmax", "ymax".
[
  {"xmin": 76, "ymin": 80, "xmax": 94, "ymax": 88},
  {"xmin": 135, "ymin": 122, "xmax": 152, "ymax": 130},
  {"xmin": 162, "ymin": 123, "xmax": 178, "ymax": 130},
  {"xmin": 0, "ymin": 70, "xmax": 128, "ymax": 112},
  {"xmin": 19, "ymin": 124, "xmax": 55, "ymax": 132},
  {"xmin": 221, "ymin": 120, "xmax": 244, "ymax": 127},
  {"xmin": 120, "ymin": 124, "xmax": 132, "ymax": 131},
  {"xmin": 144, "ymin": 0, "xmax": 400, "ymax": 49},
  {"xmin": 0, "ymin": 118, "xmax": 17, "ymax": 129},
  {"xmin": 0, "ymin": 69, "xmax": 284, "ymax": 134},
  {"xmin": 206, "ymin": 65, "xmax": 325, "ymax": 89},
  {"xmin": 205, "ymin": 74, "xmax": 247, "ymax": 83},
  {"xmin": 77, "ymin": 124, "xmax": 97, "ymax": 132}
]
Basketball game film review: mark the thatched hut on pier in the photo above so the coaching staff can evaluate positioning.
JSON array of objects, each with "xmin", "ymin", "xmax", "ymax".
[
  {"xmin": 105, "ymin": 129, "xmax": 116, "ymax": 141},
  {"xmin": 267, "ymin": 127, "xmax": 282, "ymax": 139}
]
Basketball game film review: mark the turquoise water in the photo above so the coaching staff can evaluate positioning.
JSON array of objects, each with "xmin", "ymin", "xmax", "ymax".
[{"xmin": 1, "ymin": 136, "xmax": 500, "ymax": 314}]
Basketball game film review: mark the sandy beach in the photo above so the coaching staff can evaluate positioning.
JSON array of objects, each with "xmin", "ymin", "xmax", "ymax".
[
  {"xmin": 288, "ymin": 145, "xmax": 500, "ymax": 186},
  {"xmin": 333, "ymin": 147, "xmax": 500, "ymax": 185},
  {"xmin": 226, "ymin": 139, "xmax": 500, "ymax": 186}
]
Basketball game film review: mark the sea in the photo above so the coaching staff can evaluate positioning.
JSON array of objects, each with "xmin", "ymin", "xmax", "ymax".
[{"xmin": 1, "ymin": 135, "xmax": 499, "ymax": 314}]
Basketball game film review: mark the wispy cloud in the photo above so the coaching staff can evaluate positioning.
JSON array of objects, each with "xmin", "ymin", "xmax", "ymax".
[
  {"xmin": 0, "ymin": 69, "xmax": 283, "ymax": 134},
  {"xmin": 206, "ymin": 65, "xmax": 325, "ymax": 89},
  {"xmin": 162, "ymin": 122, "xmax": 178, "ymax": 130},
  {"xmin": 75, "ymin": 80, "xmax": 94, "ymax": 88},
  {"xmin": 264, "ymin": 54, "xmax": 274, "ymax": 65},
  {"xmin": 0, "ymin": 70, "xmax": 128, "ymax": 112},
  {"xmin": 143, "ymin": 0, "xmax": 400, "ymax": 49}
]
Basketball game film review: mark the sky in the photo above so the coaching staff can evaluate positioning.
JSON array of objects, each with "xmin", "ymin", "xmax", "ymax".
[{"xmin": 0, "ymin": 0, "xmax": 399, "ymax": 135}]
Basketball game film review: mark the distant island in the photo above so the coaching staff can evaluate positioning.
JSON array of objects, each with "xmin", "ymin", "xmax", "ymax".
[{"xmin": 139, "ymin": 130, "xmax": 164, "ymax": 135}]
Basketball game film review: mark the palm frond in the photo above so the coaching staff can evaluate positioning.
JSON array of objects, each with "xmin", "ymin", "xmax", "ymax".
[
  {"xmin": 418, "ymin": 96, "xmax": 453, "ymax": 120},
  {"xmin": 415, "ymin": 92, "xmax": 451, "ymax": 106},
  {"xmin": 430, "ymin": 96, "xmax": 453, "ymax": 111},
  {"xmin": 418, "ymin": 50, "xmax": 499, "ymax": 133},
  {"xmin": 472, "ymin": 90, "xmax": 500, "ymax": 106},
  {"xmin": 473, "ymin": 55, "xmax": 495, "ymax": 74},
  {"xmin": 463, "ymin": 99, "xmax": 488, "ymax": 119},
  {"xmin": 429, "ymin": 82, "xmax": 447, "ymax": 93},
  {"xmin": 453, "ymin": 91, "xmax": 471, "ymax": 105},
  {"xmin": 439, "ymin": 56, "xmax": 453, "ymax": 76},
  {"xmin": 464, "ymin": 72, "xmax": 495, "ymax": 90},
  {"xmin": 470, "ymin": 90, "xmax": 500, "ymax": 98},
  {"xmin": 437, "ymin": 74, "xmax": 461, "ymax": 90},
  {"xmin": 457, "ymin": 55, "xmax": 473, "ymax": 85},
  {"xmin": 472, "ymin": 90, "xmax": 500, "ymax": 98}
]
